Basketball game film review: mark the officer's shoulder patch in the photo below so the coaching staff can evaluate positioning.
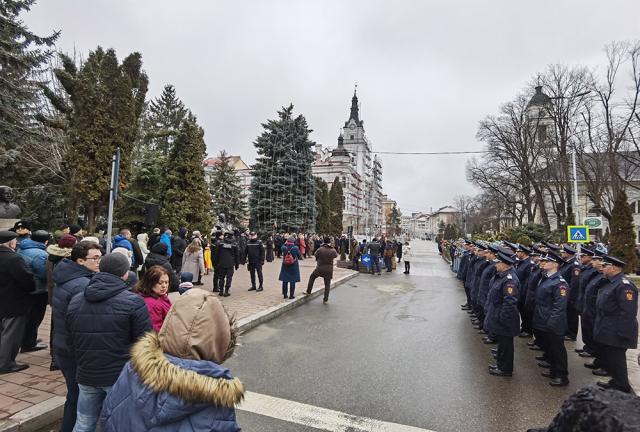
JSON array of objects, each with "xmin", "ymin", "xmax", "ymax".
[
  {"xmin": 625, "ymin": 290, "xmax": 634, "ymax": 301},
  {"xmin": 559, "ymin": 287, "xmax": 567, "ymax": 297},
  {"xmin": 507, "ymin": 274, "xmax": 513, "ymax": 280},
  {"xmin": 507, "ymin": 286, "xmax": 514, "ymax": 295}
]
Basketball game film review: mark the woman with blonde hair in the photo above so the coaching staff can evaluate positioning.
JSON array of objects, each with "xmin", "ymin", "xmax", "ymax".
[{"xmin": 181, "ymin": 238, "xmax": 205, "ymax": 286}]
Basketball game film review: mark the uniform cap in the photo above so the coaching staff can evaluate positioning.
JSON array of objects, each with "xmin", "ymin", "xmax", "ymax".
[
  {"xmin": 541, "ymin": 251, "xmax": 563, "ymax": 264},
  {"xmin": 542, "ymin": 241, "xmax": 561, "ymax": 251},
  {"xmin": 562, "ymin": 245, "xmax": 577, "ymax": 255},
  {"xmin": 532, "ymin": 246, "xmax": 545, "ymax": 256},
  {"xmin": 497, "ymin": 251, "xmax": 516, "ymax": 265},
  {"xmin": 603, "ymin": 255, "xmax": 626, "ymax": 268},
  {"xmin": 517, "ymin": 245, "xmax": 532, "ymax": 254},
  {"xmin": 580, "ymin": 248, "xmax": 595, "ymax": 257},
  {"xmin": 503, "ymin": 241, "xmax": 518, "ymax": 252}
]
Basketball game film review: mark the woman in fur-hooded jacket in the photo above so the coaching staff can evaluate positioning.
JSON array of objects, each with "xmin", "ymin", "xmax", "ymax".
[{"xmin": 100, "ymin": 288, "xmax": 244, "ymax": 432}]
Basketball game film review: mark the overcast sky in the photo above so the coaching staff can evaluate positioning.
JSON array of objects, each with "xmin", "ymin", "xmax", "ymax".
[{"xmin": 25, "ymin": 0, "xmax": 640, "ymax": 215}]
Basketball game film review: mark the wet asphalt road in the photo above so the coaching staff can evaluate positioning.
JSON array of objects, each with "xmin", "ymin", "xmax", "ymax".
[{"xmin": 227, "ymin": 239, "xmax": 599, "ymax": 432}]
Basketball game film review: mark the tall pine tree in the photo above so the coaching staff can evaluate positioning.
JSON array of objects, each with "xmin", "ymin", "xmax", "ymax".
[
  {"xmin": 0, "ymin": 0, "xmax": 59, "ymax": 183},
  {"xmin": 389, "ymin": 203, "xmax": 402, "ymax": 236},
  {"xmin": 328, "ymin": 177, "xmax": 344, "ymax": 236},
  {"xmin": 314, "ymin": 177, "xmax": 330, "ymax": 234},
  {"xmin": 209, "ymin": 150, "xmax": 247, "ymax": 228},
  {"xmin": 161, "ymin": 116, "xmax": 212, "ymax": 232},
  {"xmin": 608, "ymin": 190, "xmax": 637, "ymax": 273},
  {"xmin": 145, "ymin": 84, "xmax": 188, "ymax": 155},
  {"xmin": 249, "ymin": 105, "xmax": 316, "ymax": 233},
  {"xmin": 43, "ymin": 47, "xmax": 148, "ymax": 232}
]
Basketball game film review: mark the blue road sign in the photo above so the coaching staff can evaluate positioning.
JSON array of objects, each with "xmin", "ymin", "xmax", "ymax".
[{"xmin": 567, "ymin": 225, "xmax": 589, "ymax": 243}]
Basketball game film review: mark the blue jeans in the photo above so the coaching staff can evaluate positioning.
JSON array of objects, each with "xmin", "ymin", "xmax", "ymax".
[
  {"xmin": 55, "ymin": 353, "xmax": 78, "ymax": 432},
  {"xmin": 73, "ymin": 384, "xmax": 112, "ymax": 432}
]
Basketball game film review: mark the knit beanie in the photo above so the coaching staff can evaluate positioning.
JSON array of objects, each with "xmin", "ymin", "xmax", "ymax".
[
  {"xmin": 99, "ymin": 253, "xmax": 130, "ymax": 277},
  {"xmin": 58, "ymin": 234, "xmax": 77, "ymax": 249}
]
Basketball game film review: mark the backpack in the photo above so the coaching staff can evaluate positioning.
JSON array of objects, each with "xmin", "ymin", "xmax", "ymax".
[{"xmin": 283, "ymin": 247, "xmax": 297, "ymax": 266}]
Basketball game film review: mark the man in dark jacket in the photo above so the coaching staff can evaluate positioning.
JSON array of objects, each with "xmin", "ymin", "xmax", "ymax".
[
  {"xmin": 0, "ymin": 231, "xmax": 35, "ymax": 374},
  {"xmin": 170, "ymin": 227, "xmax": 188, "ymax": 273},
  {"xmin": 52, "ymin": 241, "xmax": 101, "ymax": 432},
  {"xmin": 306, "ymin": 237, "xmax": 339, "ymax": 303},
  {"xmin": 143, "ymin": 243, "xmax": 179, "ymax": 291},
  {"xmin": 367, "ymin": 238, "xmax": 382, "ymax": 275},
  {"xmin": 214, "ymin": 233, "xmax": 239, "ymax": 297},
  {"xmin": 245, "ymin": 232, "xmax": 265, "ymax": 292},
  {"xmin": 66, "ymin": 252, "xmax": 151, "ymax": 432}
]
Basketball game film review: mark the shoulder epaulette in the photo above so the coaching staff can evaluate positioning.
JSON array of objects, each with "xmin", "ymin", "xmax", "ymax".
[
  {"xmin": 507, "ymin": 274, "xmax": 513, "ymax": 279},
  {"xmin": 623, "ymin": 278, "xmax": 630, "ymax": 284}
]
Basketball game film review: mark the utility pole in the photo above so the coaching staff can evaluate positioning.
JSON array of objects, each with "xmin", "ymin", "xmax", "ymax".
[{"xmin": 105, "ymin": 147, "xmax": 121, "ymax": 254}]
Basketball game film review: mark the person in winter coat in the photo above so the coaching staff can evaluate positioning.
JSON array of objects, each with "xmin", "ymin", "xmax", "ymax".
[
  {"xmin": 66, "ymin": 253, "xmax": 152, "ymax": 432},
  {"xmin": 148, "ymin": 228, "xmax": 161, "ymax": 250},
  {"xmin": 136, "ymin": 266, "xmax": 172, "ymax": 332},
  {"xmin": 279, "ymin": 236, "xmax": 301, "ymax": 299},
  {"xmin": 402, "ymin": 242, "xmax": 412, "ymax": 274},
  {"xmin": 17, "ymin": 231, "xmax": 50, "ymax": 353},
  {"xmin": 46, "ymin": 234, "xmax": 77, "ymax": 302},
  {"xmin": 0, "ymin": 231, "xmax": 35, "ymax": 374},
  {"xmin": 112, "ymin": 232, "xmax": 134, "ymax": 264},
  {"xmin": 100, "ymin": 288, "xmax": 244, "ymax": 432},
  {"xmin": 136, "ymin": 233, "xmax": 149, "ymax": 273},
  {"xmin": 265, "ymin": 236, "xmax": 274, "ymax": 262},
  {"xmin": 160, "ymin": 229, "xmax": 172, "ymax": 258},
  {"xmin": 214, "ymin": 233, "xmax": 239, "ymax": 297},
  {"xmin": 171, "ymin": 227, "xmax": 188, "ymax": 273},
  {"xmin": 245, "ymin": 232, "xmax": 265, "ymax": 291},
  {"xmin": 349, "ymin": 238, "xmax": 361, "ymax": 271},
  {"xmin": 181, "ymin": 238, "xmax": 205, "ymax": 286},
  {"xmin": 396, "ymin": 241, "xmax": 403, "ymax": 263},
  {"xmin": 485, "ymin": 252, "xmax": 520, "ymax": 377},
  {"xmin": 305, "ymin": 237, "xmax": 338, "ymax": 303},
  {"xmin": 52, "ymin": 241, "xmax": 102, "ymax": 432},
  {"xmin": 144, "ymin": 243, "xmax": 179, "ymax": 292}
]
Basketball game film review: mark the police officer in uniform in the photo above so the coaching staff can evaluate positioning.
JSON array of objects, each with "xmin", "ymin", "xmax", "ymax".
[
  {"xmin": 515, "ymin": 245, "xmax": 532, "ymax": 337},
  {"xmin": 486, "ymin": 251, "xmax": 520, "ymax": 377},
  {"xmin": 559, "ymin": 245, "xmax": 581, "ymax": 341},
  {"xmin": 245, "ymin": 232, "xmax": 265, "ymax": 292},
  {"xmin": 214, "ymin": 232, "xmax": 239, "ymax": 297},
  {"xmin": 525, "ymin": 246, "xmax": 545, "ymax": 351},
  {"xmin": 575, "ymin": 248, "xmax": 600, "ymax": 357},
  {"xmin": 533, "ymin": 251, "xmax": 570, "ymax": 387},
  {"xmin": 581, "ymin": 251, "xmax": 608, "ymax": 375},
  {"xmin": 593, "ymin": 255, "xmax": 638, "ymax": 393}
]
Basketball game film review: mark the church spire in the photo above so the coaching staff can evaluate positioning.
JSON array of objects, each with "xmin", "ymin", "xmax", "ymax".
[{"xmin": 345, "ymin": 84, "xmax": 363, "ymax": 127}]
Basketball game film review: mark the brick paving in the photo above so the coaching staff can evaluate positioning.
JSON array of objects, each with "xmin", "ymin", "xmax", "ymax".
[{"xmin": 0, "ymin": 258, "xmax": 354, "ymax": 428}]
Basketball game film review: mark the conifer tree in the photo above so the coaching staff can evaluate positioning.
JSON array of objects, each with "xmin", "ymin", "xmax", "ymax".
[
  {"xmin": 43, "ymin": 47, "xmax": 148, "ymax": 232},
  {"xmin": 389, "ymin": 204, "xmax": 402, "ymax": 236},
  {"xmin": 0, "ymin": 0, "xmax": 59, "ymax": 183},
  {"xmin": 161, "ymin": 116, "xmax": 212, "ymax": 232},
  {"xmin": 209, "ymin": 150, "xmax": 247, "ymax": 228},
  {"xmin": 329, "ymin": 177, "xmax": 344, "ymax": 236},
  {"xmin": 314, "ymin": 177, "xmax": 330, "ymax": 234},
  {"xmin": 249, "ymin": 104, "xmax": 316, "ymax": 233},
  {"xmin": 608, "ymin": 190, "xmax": 637, "ymax": 273},
  {"xmin": 146, "ymin": 84, "xmax": 188, "ymax": 155}
]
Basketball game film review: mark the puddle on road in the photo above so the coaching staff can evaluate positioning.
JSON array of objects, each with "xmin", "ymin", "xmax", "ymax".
[{"xmin": 394, "ymin": 314, "xmax": 427, "ymax": 323}]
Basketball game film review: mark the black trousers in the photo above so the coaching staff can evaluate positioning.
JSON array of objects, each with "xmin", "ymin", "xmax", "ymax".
[
  {"xmin": 599, "ymin": 345, "xmax": 630, "ymax": 391},
  {"xmin": 404, "ymin": 262, "xmax": 410, "ymax": 273},
  {"xmin": 307, "ymin": 269, "xmax": 332, "ymax": 301},
  {"xmin": 248, "ymin": 263, "xmax": 264, "ymax": 288},
  {"xmin": 212, "ymin": 268, "xmax": 220, "ymax": 291},
  {"xmin": 352, "ymin": 257, "xmax": 360, "ymax": 271},
  {"xmin": 0, "ymin": 315, "xmax": 28, "ymax": 370},
  {"xmin": 370, "ymin": 255, "xmax": 380, "ymax": 274},
  {"xmin": 581, "ymin": 317, "xmax": 595, "ymax": 353},
  {"xmin": 532, "ymin": 328, "xmax": 545, "ymax": 358},
  {"xmin": 566, "ymin": 304, "xmax": 579, "ymax": 339},
  {"xmin": 282, "ymin": 281, "xmax": 295, "ymax": 297},
  {"xmin": 541, "ymin": 331, "xmax": 568, "ymax": 379},
  {"xmin": 519, "ymin": 303, "xmax": 532, "ymax": 334},
  {"xmin": 496, "ymin": 335, "xmax": 514, "ymax": 373},
  {"xmin": 22, "ymin": 293, "xmax": 48, "ymax": 349},
  {"xmin": 463, "ymin": 284, "xmax": 472, "ymax": 306},
  {"xmin": 218, "ymin": 267, "xmax": 234, "ymax": 293}
]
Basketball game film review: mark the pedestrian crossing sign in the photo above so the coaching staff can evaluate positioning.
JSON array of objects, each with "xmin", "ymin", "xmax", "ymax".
[{"xmin": 567, "ymin": 225, "xmax": 589, "ymax": 243}]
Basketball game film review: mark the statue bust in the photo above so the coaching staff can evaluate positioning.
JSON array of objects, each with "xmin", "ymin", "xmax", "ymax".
[{"xmin": 0, "ymin": 186, "xmax": 21, "ymax": 219}]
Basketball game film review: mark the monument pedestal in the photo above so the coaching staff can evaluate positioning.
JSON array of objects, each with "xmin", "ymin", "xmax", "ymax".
[{"xmin": 0, "ymin": 219, "xmax": 19, "ymax": 231}]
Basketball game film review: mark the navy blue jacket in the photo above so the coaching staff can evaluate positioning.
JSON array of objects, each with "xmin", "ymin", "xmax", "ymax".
[
  {"xmin": 532, "ymin": 272, "xmax": 568, "ymax": 336},
  {"xmin": 457, "ymin": 252, "xmax": 470, "ymax": 280},
  {"xmin": 577, "ymin": 264, "xmax": 599, "ymax": 313},
  {"xmin": 279, "ymin": 243, "xmax": 301, "ymax": 283},
  {"xmin": 560, "ymin": 259, "xmax": 581, "ymax": 306},
  {"xmin": 471, "ymin": 259, "xmax": 490, "ymax": 306},
  {"xmin": 524, "ymin": 266, "xmax": 544, "ymax": 311},
  {"xmin": 594, "ymin": 273, "xmax": 638, "ymax": 349},
  {"xmin": 66, "ymin": 272, "xmax": 152, "ymax": 387},
  {"xmin": 464, "ymin": 256, "xmax": 479, "ymax": 292},
  {"xmin": 477, "ymin": 262, "xmax": 496, "ymax": 311},
  {"xmin": 484, "ymin": 270, "xmax": 520, "ymax": 337},
  {"xmin": 52, "ymin": 259, "xmax": 94, "ymax": 357},
  {"xmin": 581, "ymin": 272, "xmax": 606, "ymax": 324}
]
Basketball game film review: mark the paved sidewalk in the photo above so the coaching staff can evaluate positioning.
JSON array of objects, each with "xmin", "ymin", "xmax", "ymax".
[{"xmin": 0, "ymin": 258, "xmax": 356, "ymax": 431}]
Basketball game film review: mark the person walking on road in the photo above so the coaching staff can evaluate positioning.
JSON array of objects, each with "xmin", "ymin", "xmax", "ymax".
[
  {"xmin": 214, "ymin": 233, "xmax": 239, "ymax": 297},
  {"xmin": 367, "ymin": 238, "xmax": 382, "ymax": 275},
  {"xmin": 245, "ymin": 232, "xmax": 265, "ymax": 292},
  {"xmin": 402, "ymin": 241, "xmax": 412, "ymax": 274},
  {"xmin": 181, "ymin": 238, "xmax": 205, "ymax": 286},
  {"xmin": 305, "ymin": 237, "xmax": 338, "ymax": 304},
  {"xmin": 279, "ymin": 236, "xmax": 301, "ymax": 299}
]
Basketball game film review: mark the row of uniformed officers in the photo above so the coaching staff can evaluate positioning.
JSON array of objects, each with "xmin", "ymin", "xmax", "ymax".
[{"xmin": 454, "ymin": 240, "xmax": 638, "ymax": 392}]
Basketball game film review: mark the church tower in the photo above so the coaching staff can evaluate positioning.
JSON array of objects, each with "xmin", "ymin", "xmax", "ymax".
[{"xmin": 341, "ymin": 89, "xmax": 372, "ymax": 183}]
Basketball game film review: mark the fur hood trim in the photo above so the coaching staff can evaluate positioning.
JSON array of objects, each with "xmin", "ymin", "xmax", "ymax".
[{"xmin": 130, "ymin": 332, "xmax": 244, "ymax": 407}]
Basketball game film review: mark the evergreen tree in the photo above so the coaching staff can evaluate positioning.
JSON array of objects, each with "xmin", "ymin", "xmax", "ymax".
[
  {"xmin": 314, "ymin": 177, "xmax": 330, "ymax": 234},
  {"xmin": 0, "ymin": 0, "xmax": 59, "ymax": 183},
  {"xmin": 608, "ymin": 190, "xmax": 637, "ymax": 273},
  {"xmin": 209, "ymin": 150, "xmax": 247, "ymax": 228},
  {"xmin": 43, "ymin": 47, "xmax": 148, "ymax": 232},
  {"xmin": 249, "ymin": 104, "xmax": 316, "ymax": 233},
  {"xmin": 145, "ymin": 84, "xmax": 188, "ymax": 155},
  {"xmin": 389, "ymin": 203, "xmax": 402, "ymax": 236},
  {"xmin": 328, "ymin": 177, "xmax": 344, "ymax": 236},
  {"xmin": 161, "ymin": 116, "xmax": 212, "ymax": 232}
]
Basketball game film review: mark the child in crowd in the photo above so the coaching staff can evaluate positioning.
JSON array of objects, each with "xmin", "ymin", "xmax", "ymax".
[
  {"xmin": 135, "ymin": 265, "xmax": 172, "ymax": 332},
  {"xmin": 178, "ymin": 272, "xmax": 194, "ymax": 295}
]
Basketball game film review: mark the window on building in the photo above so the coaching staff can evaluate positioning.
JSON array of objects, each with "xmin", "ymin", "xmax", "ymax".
[
  {"xmin": 537, "ymin": 124, "xmax": 547, "ymax": 142},
  {"xmin": 632, "ymin": 201, "xmax": 639, "ymax": 214},
  {"xmin": 350, "ymin": 135, "xmax": 354, "ymax": 140}
]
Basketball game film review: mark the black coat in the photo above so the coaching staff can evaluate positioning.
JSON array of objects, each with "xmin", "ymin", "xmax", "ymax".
[
  {"xmin": 484, "ymin": 270, "xmax": 520, "ymax": 337},
  {"xmin": 265, "ymin": 239, "xmax": 274, "ymax": 262},
  {"xmin": 524, "ymin": 266, "xmax": 544, "ymax": 311},
  {"xmin": 143, "ymin": 243, "xmax": 179, "ymax": 291},
  {"xmin": 560, "ymin": 259, "xmax": 581, "ymax": 306},
  {"xmin": 581, "ymin": 272, "xmax": 606, "ymax": 324},
  {"xmin": 245, "ymin": 239, "xmax": 265, "ymax": 266},
  {"xmin": 214, "ymin": 240, "xmax": 239, "ymax": 269},
  {"xmin": 170, "ymin": 236, "xmax": 187, "ymax": 272},
  {"xmin": 51, "ymin": 259, "xmax": 93, "ymax": 357},
  {"xmin": 594, "ymin": 273, "xmax": 638, "ymax": 349},
  {"xmin": 533, "ymin": 272, "xmax": 568, "ymax": 336},
  {"xmin": 65, "ymin": 272, "xmax": 151, "ymax": 387},
  {"xmin": 477, "ymin": 262, "xmax": 496, "ymax": 310},
  {"xmin": 0, "ymin": 245, "xmax": 35, "ymax": 317},
  {"xmin": 237, "ymin": 236, "xmax": 248, "ymax": 265}
]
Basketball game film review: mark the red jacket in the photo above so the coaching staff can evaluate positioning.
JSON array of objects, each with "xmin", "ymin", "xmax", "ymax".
[{"xmin": 142, "ymin": 294, "xmax": 172, "ymax": 332}]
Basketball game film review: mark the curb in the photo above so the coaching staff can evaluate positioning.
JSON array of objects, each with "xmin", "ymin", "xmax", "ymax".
[{"xmin": 0, "ymin": 271, "xmax": 360, "ymax": 432}]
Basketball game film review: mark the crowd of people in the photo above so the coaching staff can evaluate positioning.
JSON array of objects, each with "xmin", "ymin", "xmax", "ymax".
[{"xmin": 445, "ymin": 238, "xmax": 638, "ymax": 393}]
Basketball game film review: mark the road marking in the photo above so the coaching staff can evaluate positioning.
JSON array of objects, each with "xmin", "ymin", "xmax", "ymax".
[{"xmin": 238, "ymin": 391, "xmax": 437, "ymax": 432}]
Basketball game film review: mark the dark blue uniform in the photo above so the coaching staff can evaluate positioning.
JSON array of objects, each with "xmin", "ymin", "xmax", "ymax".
[
  {"xmin": 471, "ymin": 259, "xmax": 490, "ymax": 311},
  {"xmin": 577, "ymin": 264, "xmax": 600, "ymax": 353},
  {"xmin": 533, "ymin": 272, "xmax": 569, "ymax": 381},
  {"xmin": 560, "ymin": 259, "xmax": 581, "ymax": 339},
  {"xmin": 476, "ymin": 262, "xmax": 496, "ymax": 327},
  {"xmin": 484, "ymin": 270, "xmax": 520, "ymax": 373},
  {"xmin": 581, "ymin": 272, "xmax": 606, "ymax": 368},
  {"xmin": 515, "ymin": 257, "xmax": 532, "ymax": 334},
  {"xmin": 594, "ymin": 273, "xmax": 638, "ymax": 392}
]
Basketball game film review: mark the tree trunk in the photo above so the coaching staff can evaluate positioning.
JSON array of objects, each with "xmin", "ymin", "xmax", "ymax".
[{"xmin": 86, "ymin": 204, "xmax": 96, "ymax": 235}]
